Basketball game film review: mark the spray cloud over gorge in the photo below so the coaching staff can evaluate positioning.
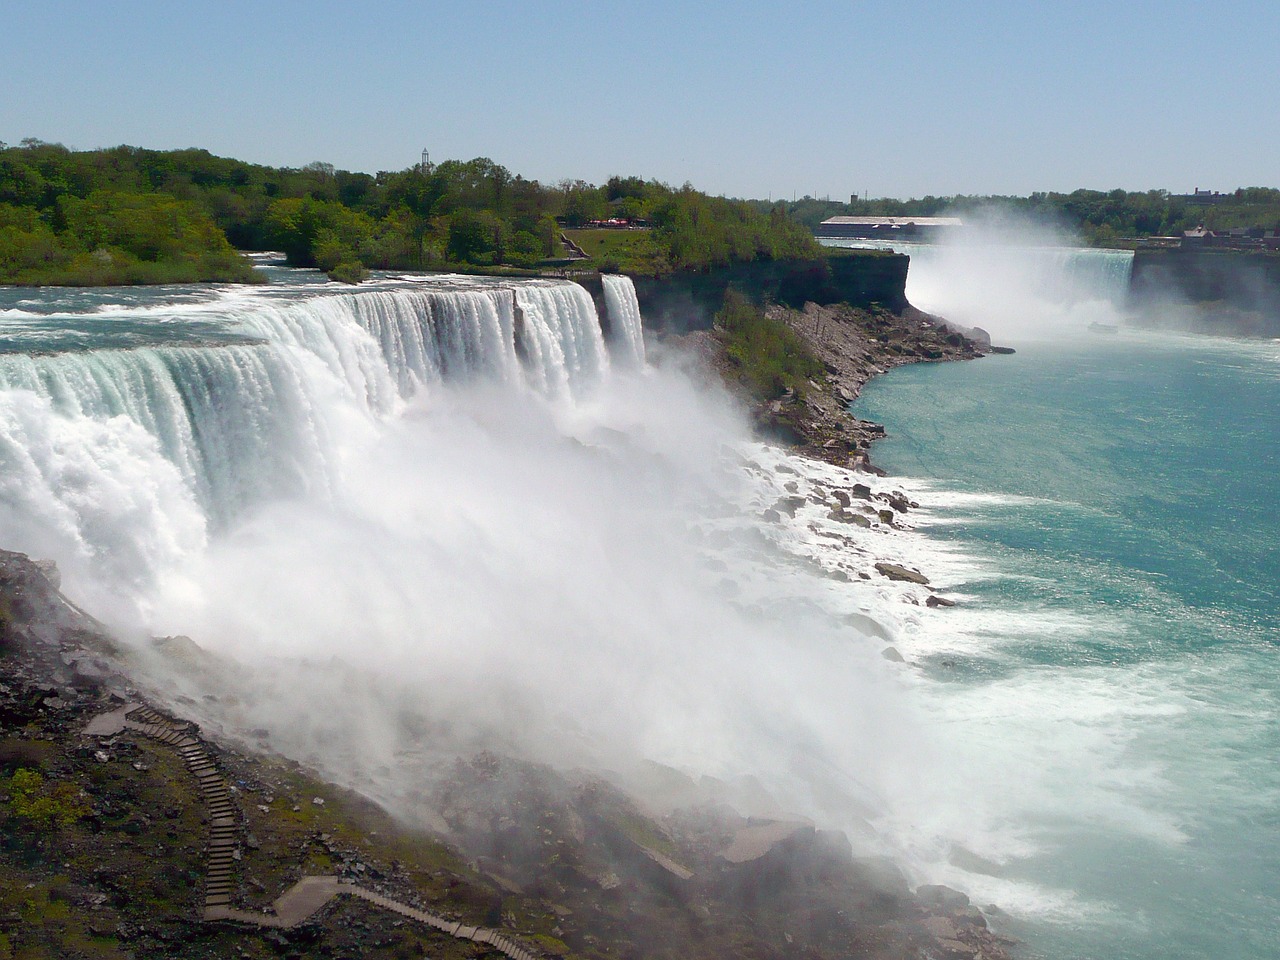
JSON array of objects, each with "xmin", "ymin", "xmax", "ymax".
[
  {"xmin": 1, "ymin": 260, "xmax": 1224, "ymax": 940},
  {"xmin": 9, "ymin": 255, "xmax": 1227, "ymax": 935},
  {"xmin": 828, "ymin": 213, "xmax": 1135, "ymax": 341},
  {"xmin": 0, "ymin": 271, "xmax": 986, "ymax": 874}
]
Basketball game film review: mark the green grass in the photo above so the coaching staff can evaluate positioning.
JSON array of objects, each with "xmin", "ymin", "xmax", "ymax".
[{"xmin": 562, "ymin": 229, "xmax": 666, "ymax": 274}]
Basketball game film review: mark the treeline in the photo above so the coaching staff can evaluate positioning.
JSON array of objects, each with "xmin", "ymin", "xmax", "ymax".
[
  {"xmin": 767, "ymin": 188, "xmax": 1280, "ymax": 246},
  {"xmin": 0, "ymin": 140, "xmax": 817, "ymax": 285}
]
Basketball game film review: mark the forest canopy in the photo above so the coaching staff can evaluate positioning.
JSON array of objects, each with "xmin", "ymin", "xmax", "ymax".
[{"xmin": 0, "ymin": 140, "xmax": 818, "ymax": 285}]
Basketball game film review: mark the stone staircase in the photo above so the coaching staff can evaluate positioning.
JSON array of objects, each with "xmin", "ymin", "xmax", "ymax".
[{"xmin": 87, "ymin": 704, "xmax": 542, "ymax": 960}]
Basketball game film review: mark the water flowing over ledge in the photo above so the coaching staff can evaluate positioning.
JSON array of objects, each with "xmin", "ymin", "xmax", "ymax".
[{"xmin": 0, "ymin": 277, "xmax": 635, "ymax": 533}]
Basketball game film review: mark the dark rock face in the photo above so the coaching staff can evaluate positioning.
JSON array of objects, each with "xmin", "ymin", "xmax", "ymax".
[
  {"xmin": 633, "ymin": 255, "xmax": 911, "ymax": 334},
  {"xmin": 1130, "ymin": 249, "xmax": 1280, "ymax": 337},
  {"xmin": 874, "ymin": 563, "xmax": 930, "ymax": 585}
]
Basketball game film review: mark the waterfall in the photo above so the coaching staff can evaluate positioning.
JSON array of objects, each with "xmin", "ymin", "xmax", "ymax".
[
  {"xmin": 823, "ymin": 238, "xmax": 1135, "ymax": 339},
  {"xmin": 0, "ymin": 344, "xmax": 330, "ymax": 531},
  {"xmin": 601, "ymin": 275, "xmax": 646, "ymax": 368},
  {"xmin": 513, "ymin": 282, "xmax": 611, "ymax": 396},
  {"xmin": 0, "ymin": 278, "xmax": 629, "ymax": 591}
]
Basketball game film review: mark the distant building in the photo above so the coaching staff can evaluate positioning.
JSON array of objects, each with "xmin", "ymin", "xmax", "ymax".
[
  {"xmin": 1181, "ymin": 224, "xmax": 1277, "ymax": 251},
  {"xmin": 816, "ymin": 216, "xmax": 963, "ymax": 242},
  {"xmin": 1176, "ymin": 188, "xmax": 1233, "ymax": 206}
]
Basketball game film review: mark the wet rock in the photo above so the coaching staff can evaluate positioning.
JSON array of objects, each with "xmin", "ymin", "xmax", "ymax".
[
  {"xmin": 32, "ymin": 558, "xmax": 61, "ymax": 590},
  {"xmin": 774, "ymin": 496, "xmax": 807, "ymax": 517},
  {"xmin": 851, "ymin": 483, "xmax": 873, "ymax": 500},
  {"xmin": 846, "ymin": 612, "xmax": 890, "ymax": 640},
  {"xmin": 937, "ymin": 937, "xmax": 979, "ymax": 957},
  {"xmin": 926, "ymin": 595, "xmax": 956, "ymax": 608},
  {"xmin": 917, "ymin": 883, "xmax": 971, "ymax": 910},
  {"xmin": 874, "ymin": 563, "xmax": 929, "ymax": 585},
  {"xmin": 922, "ymin": 916, "xmax": 959, "ymax": 940}
]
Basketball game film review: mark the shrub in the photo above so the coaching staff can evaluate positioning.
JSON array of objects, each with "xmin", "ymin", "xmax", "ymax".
[
  {"xmin": 327, "ymin": 260, "xmax": 367, "ymax": 285},
  {"xmin": 3, "ymin": 769, "xmax": 90, "ymax": 830},
  {"xmin": 715, "ymin": 290, "xmax": 825, "ymax": 399}
]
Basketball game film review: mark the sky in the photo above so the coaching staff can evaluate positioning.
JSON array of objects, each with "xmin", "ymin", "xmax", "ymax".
[{"xmin": 3, "ymin": 0, "xmax": 1276, "ymax": 200}]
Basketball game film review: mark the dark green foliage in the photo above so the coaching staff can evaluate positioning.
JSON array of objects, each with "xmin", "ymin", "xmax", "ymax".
[
  {"xmin": 715, "ymin": 290, "xmax": 826, "ymax": 399},
  {"xmin": 327, "ymin": 260, "xmax": 368, "ymax": 285},
  {"xmin": 0, "ymin": 141, "xmax": 823, "ymax": 284}
]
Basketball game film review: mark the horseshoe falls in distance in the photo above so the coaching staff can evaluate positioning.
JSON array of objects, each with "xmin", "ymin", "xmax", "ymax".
[{"xmin": 847, "ymin": 237, "xmax": 1280, "ymax": 960}]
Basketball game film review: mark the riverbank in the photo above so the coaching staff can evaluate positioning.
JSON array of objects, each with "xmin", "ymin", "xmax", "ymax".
[{"xmin": 675, "ymin": 300, "xmax": 993, "ymax": 472}]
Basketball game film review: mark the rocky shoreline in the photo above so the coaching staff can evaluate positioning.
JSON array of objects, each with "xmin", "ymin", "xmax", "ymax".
[
  {"xmin": 772, "ymin": 302, "xmax": 994, "ymax": 470},
  {"xmin": 680, "ymin": 300, "xmax": 994, "ymax": 473}
]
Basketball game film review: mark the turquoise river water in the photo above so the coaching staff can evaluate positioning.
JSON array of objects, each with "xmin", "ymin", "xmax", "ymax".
[{"xmin": 854, "ymin": 332, "xmax": 1280, "ymax": 959}]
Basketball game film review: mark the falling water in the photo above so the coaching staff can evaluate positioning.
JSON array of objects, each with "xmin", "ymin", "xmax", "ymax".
[{"xmin": 601, "ymin": 274, "xmax": 647, "ymax": 368}]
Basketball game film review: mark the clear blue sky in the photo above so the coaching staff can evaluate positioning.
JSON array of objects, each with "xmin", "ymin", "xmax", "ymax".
[{"xmin": 3, "ymin": 0, "xmax": 1275, "ymax": 200}]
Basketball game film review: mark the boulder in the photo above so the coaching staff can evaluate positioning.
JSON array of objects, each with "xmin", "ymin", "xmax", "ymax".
[
  {"xmin": 917, "ymin": 884, "xmax": 971, "ymax": 910},
  {"xmin": 926, "ymin": 595, "xmax": 956, "ymax": 608},
  {"xmin": 874, "ymin": 563, "xmax": 929, "ymax": 585}
]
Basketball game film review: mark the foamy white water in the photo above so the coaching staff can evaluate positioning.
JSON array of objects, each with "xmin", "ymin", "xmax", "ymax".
[{"xmin": 601, "ymin": 274, "xmax": 647, "ymax": 368}]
